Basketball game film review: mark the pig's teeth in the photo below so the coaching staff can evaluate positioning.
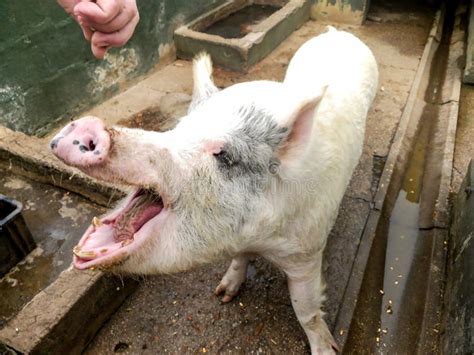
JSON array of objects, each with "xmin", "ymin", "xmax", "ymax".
[
  {"xmin": 100, "ymin": 248, "xmax": 108, "ymax": 254},
  {"xmin": 73, "ymin": 247, "xmax": 96, "ymax": 260},
  {"xmin": 92, "ymin": 217, "xmax": 102, "ymax": 227},
  {"xmin": 121, "ymin": 239, "xmax": 132, "ymax": 247},
  {"xmin": 79, "ymin": 250, "xmax": 96, "ymax": 259},
  {"xmin": 73, "ymin": 245, "xmax": 82, "ymax": 255}
]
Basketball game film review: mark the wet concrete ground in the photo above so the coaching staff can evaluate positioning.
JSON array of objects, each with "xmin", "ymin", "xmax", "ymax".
[
  {"xmin": 0, "ymin": 170, "xmax": 105, "ymax": 328},
  {"xmin": 85, "ymin": 1, "xmax": 437, "ymax": 353}
]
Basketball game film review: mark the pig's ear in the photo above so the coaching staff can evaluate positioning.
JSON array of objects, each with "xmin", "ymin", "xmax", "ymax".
[
  {"xmin": 277, "ymin": 86, "xmax": 327, "ymax": 162},
  {"xmin": 188, "ymin": 53, "xmax": 219, "ymax": 113}
]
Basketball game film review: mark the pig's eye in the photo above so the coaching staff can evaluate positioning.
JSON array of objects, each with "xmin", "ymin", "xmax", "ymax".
[{"xmin": 213, "ymin": 149, "xmax": 236, "ymax": 168}]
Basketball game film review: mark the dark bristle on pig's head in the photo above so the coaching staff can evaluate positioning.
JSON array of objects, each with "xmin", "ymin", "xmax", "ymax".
[{"xmin": 214, "ymin": 105, "xmax": 288, "ymax": 180}]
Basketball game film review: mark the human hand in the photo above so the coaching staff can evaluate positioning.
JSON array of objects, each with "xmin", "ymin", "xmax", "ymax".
[{"xmin": 57, "ymin": 0, "xmax": 139, "ymax": 59}]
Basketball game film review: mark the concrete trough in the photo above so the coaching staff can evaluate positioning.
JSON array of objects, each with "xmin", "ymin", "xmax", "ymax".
[{"xmin": 174, "ymin": 0, "xmax": 310, "ymax": 71}]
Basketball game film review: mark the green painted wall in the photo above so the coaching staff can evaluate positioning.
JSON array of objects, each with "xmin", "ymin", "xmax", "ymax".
[{"xmin": 0, "ymin": 0, "xmax": 226, "ymax": 136}]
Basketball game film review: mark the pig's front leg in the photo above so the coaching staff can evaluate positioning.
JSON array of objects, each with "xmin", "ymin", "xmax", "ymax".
[
  {"xmin": 215, "ymin": 254, "xmax": 250, "ymax": 302},
  {"xmin": 286, "ymin": 256, "xmax": 339, "ymax": 354}
]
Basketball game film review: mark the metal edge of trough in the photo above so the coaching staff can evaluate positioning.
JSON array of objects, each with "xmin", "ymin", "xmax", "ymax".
[
  {"xmin": 174, "ymin": 0, "xmax": 310, "ymax": 71},
  {"xmin": 0, "ymin": 267, "xmax": 138, "ymax": 354},
  {"xmin": 332, "ymin": 7, "xmax": 446, "ymax": 351}
]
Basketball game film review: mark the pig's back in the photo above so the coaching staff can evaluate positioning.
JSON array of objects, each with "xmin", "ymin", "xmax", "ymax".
[
  {"xmin": 280, "ymin": 28, "xmax": 378, "ymax": 227},
  {"xmin": 284, "ymin": 27, "xmax": 378, "ymax": 127}
]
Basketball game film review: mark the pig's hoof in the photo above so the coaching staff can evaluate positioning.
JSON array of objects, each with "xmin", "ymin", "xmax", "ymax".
[
  {"xmin": 314, "ymin": 341, "xmax": 338, "ymax": 355},
  {"xmin": 309, "ymin": 318, "xmax": 339, "ymax": 354},
  {"xmin": 215, "ymin": 280, "xmax": 241, "ymax": 303},
  {"xmin": 215, "ymin": 267, "xmax": 247, "ymax": 303},
  {"xmin": 50, "ymin": 116, "xmax": 110, "ymax": 167}
]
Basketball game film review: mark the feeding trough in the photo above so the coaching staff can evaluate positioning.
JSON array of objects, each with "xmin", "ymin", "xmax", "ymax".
[{"xmin": 175, "ymin": 0, "xmax": 310, "ymax": 71}]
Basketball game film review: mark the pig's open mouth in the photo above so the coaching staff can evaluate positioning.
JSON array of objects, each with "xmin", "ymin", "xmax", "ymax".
[{"xmin": 73, "ymin": 188, "xmax": 165, "ymax": 269}]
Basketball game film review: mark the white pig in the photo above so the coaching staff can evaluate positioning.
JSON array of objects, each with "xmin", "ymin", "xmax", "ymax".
[{"xmin": 50, "ymin": 27, "xmax": 378, "ymax": 354}]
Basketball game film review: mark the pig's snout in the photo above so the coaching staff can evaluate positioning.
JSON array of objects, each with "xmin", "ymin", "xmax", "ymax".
[{"xmin": 50, "ymin": 116, "xmax": 111, "ymax": 167}]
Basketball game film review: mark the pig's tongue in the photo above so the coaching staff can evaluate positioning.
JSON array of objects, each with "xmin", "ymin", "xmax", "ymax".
[
  {"xmin": 73, "ymin": 223, "xmax": 119, "ymax": 260},
  {"xmin": 113, "ymin": 193, "xmax": 163, "ymax": 242}
]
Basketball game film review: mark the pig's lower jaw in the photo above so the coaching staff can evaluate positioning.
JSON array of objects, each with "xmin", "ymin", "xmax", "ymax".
[{"xmin": 73, "ymin": 188, "xmax": 166, "ymax": 270}]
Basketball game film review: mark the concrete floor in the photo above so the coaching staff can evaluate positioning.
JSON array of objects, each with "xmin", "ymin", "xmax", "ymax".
[{"xmin": 82, "ymin": 1, "xmax": 438, "ymax": 354}]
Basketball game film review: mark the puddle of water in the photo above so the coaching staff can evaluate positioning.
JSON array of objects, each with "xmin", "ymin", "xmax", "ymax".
[
  {"xmin": 346, "ymin": 1, "xmax": 458, "ymax": 349},
  {"xmin": 202, "ymin": 4, "xmax": 282, "ymax": 39},
  {"xmin": 373, "ymin": 105, "xmax": 431, "ymax": 351},
  {"xmin": 346, "ymin": 109, "xmax": 436, "ymax": 353},
  {"xmin": 346, "ymin": 9, "xmax": 456, "ymax": 350},
  {"xmin": 376, "ymin": 197, "xmax": 421, "ymax": 351}
]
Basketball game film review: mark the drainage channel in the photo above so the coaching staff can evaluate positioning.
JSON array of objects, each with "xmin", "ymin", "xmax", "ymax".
[
  {"xmin": 374, "ymin": 115, "xmax": 434, "ymax": 352},
  {"xmin": 345, "ymin": 1, "xmax": 464, "ymax": 353}
]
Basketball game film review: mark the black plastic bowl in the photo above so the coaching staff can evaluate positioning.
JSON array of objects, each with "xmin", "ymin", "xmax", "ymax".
[{"xmin": 0, "ymin": 194, "xmax": 36, "ymax": 277}]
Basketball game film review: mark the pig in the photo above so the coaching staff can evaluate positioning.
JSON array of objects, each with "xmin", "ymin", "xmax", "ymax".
[{"xmin": 50, "ymin": 27, "xmax": 378, "ymax": 354}]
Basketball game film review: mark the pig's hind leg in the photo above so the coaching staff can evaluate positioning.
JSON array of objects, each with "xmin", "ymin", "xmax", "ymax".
[
  {"xmin": 215, "ymin": 254, "xmax": 250, "ymax": 302},
  {"xmin": 286, "ymin": 256, "xmax": 338, "ymax": 354}
]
